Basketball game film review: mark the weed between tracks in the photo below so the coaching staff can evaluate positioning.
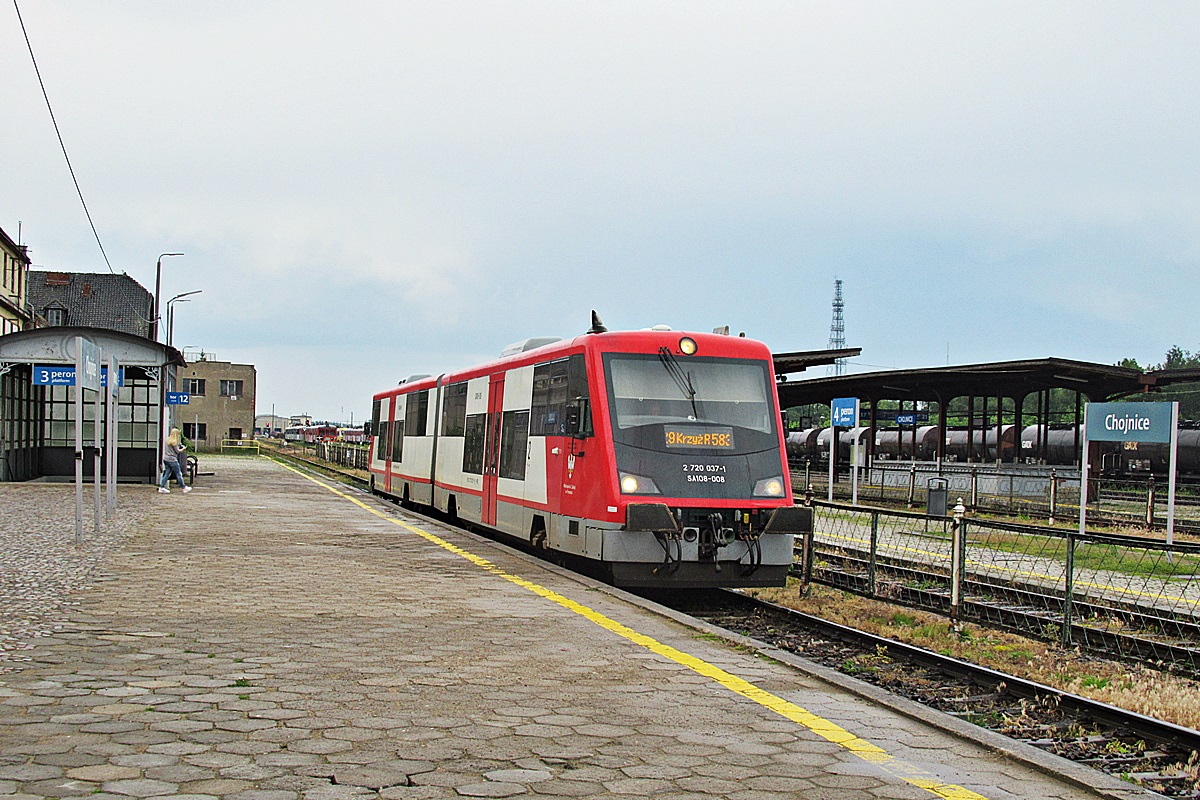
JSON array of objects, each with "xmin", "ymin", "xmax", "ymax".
[{"xmin": 747, "ymin": 580, "xmax": 1200, "ymax": 732}]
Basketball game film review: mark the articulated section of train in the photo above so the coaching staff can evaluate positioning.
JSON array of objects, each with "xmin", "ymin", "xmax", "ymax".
[{"xmin": 369, "ymin": 321, "xmax": 810, "ymax": 589}]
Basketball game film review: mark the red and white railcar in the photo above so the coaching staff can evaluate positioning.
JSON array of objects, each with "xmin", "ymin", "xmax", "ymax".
[
  {"xmin": 302, "ymin": 425, "xmax": 339, "ymax": 444},
  {"xmin": 369, "ymin": 322, "xmax": 810, "ymax": 588},
  {"xmin": 338, "ymin": 427, "xmax": 367, "ymax": 444}
]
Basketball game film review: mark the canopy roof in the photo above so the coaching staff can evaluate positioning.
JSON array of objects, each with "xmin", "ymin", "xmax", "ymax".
[
  {"xmin": 0, "ymin": 326, "xmax": 185, "ymax": 369},
  {"xmin": 776, "ymin": 357, "xmax": 1197, "ymax": 408}
]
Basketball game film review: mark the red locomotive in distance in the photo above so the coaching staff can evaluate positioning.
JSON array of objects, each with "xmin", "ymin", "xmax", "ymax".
[{"xmin": 369, "ymin": 314, "xmax": 811, "ymax": 588}]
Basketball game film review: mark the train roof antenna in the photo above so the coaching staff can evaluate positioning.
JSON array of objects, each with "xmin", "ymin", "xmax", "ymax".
[{"xmin": 588, "ymin": 310, "xmax": 608, "ymax": 334}]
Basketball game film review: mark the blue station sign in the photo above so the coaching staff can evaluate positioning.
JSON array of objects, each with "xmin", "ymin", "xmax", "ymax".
[
  {"xmin": 33, "ymin": 365, "xmax": 124, "ymax": 387},
  {"xmin": 1086, "ymin": 402, "xmax": 1174, "ymax": 444},
  {"xmin": 831, "ymin": 397, "xmax": 859, "ymax": 427},
  {"xmin": 166, "ymin": 392, "xmax": 191, "ymax": 405}
]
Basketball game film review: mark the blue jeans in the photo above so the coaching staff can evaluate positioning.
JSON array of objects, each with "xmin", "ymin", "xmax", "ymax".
[{"xmin": 160, "ymin": 460, "xmax": 186, "ymax": 489}]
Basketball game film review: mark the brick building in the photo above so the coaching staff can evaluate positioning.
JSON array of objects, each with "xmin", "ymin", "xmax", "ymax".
[{"xmin": 176, "ymin": 356, "xmax": 256, "ymax": 450}]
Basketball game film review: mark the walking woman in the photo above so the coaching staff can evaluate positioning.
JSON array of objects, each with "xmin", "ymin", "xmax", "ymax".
[{"xmin": 158, "ymin": 428, "xmax": 191, "ymax": 494}]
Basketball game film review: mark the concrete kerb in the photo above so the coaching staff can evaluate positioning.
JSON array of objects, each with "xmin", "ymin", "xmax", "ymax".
[{"xmin": 340, "ymin": 482, "xmax": 1154, "ymax": 800}]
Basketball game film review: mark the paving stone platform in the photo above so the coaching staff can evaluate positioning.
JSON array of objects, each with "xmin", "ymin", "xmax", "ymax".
[{"xmin": 0, "ymin": 457, "xmax": 1146, "ymax": 800}]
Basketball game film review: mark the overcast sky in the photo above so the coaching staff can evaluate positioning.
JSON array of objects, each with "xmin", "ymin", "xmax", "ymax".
[{"xmin": 3, "ymin": 2, "xmax": 1197, "ymax": 422}]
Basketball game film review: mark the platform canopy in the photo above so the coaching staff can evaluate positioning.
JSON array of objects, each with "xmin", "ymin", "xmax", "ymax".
[
  {"xmin": 776, "ymin": 357, "xmax": 1197, "ymax": 409},
  {"xmin": 771, "ymin": 347, "xmax": 862, "ymax": 378},
  {"xmin": 0, "ymin": 325, "xmax": 185, "ymax": 370}
]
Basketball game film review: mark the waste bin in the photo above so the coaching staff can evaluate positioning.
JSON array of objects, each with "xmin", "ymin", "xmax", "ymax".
[{"xmin": 927, "ymin": 477, "xmax": 948, "ymax": 516}]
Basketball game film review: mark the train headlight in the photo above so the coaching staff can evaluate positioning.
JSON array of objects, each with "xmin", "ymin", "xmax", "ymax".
[
  {"xmin": 753, "ymin": 476, "xmax": 786, "ymax": 497},
  {"xmin": 620, "ymin": 472, "xmax": 661, "ymax": 494},
  {"xmin": 679, "ymin": 337, "xmax": 698, "ymax": 355}
]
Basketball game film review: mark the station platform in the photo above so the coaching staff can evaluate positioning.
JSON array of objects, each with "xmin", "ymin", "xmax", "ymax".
[{"xmin": 0, "ymin": 457, "xmax": 1146, "ymax": 800}]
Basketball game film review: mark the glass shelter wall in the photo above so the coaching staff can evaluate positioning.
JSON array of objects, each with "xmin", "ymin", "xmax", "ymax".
[{"xmin": 42, "ymin": 376, "xmax": 160, "ymax": 448}]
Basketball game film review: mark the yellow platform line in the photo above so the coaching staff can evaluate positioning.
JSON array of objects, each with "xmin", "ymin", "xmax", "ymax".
[{"xmin": 269, "ymin": 458, "xmax": 990, "ymax": 800}]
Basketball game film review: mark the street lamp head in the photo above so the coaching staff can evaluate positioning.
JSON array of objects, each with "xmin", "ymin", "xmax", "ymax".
[{"xmin": 166, "ymin": 290, "xmax": 202, "ymax": 348}]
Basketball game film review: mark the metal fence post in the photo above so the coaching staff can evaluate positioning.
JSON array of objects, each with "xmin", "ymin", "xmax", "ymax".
[
  {"xmin": 868, "ymin": 511, "xmax": 878, "ymax": 597},
  {"xmin": 907, "ymin": 463, "xmax": 916, "ymax": 509},
  {"xmin": 1062, "ymin": 529, "xmax": 1074, "ymax": 648},
  {"xmin": 950, "ymin": 498, "xmax": 965, "ymax": 633},
  {"xmin": 1146, "ymin": 474, "xmax": 1156, "ymax": 529},
  {"xmin": 801, "ymin": 528, "xmax": 814, "ymax": 594},
  {"xmin": 1049, "ymin": 468, "xmax": 1058, "ymax": 525},
  {"xmin": 970, "ymin": 468, "xmax": 979, "ymax": 510}
]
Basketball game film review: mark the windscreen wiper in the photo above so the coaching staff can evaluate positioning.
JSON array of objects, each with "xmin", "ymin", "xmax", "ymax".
[{"xmin": 657, "ymin": 346, "xmax": 699, "ymax": 419}]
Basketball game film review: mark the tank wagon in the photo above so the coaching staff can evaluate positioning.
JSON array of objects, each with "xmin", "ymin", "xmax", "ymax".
[
  {"xmin": 787, "ymin": 420, "xmax": 1200, "ymax": 474},
  {"xmin": 369, "ymin": 320, "xmax": 810, "ymax": 588}
]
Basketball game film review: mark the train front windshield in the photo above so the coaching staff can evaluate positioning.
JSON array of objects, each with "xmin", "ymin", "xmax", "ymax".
[{"xmin": 604, "ymin": 353, "xmax": 786, "ymax": 500}]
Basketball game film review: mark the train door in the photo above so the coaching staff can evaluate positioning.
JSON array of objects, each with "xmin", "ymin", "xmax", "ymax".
[
  {"xmin": 384, "ymin": 397, "xmax": 396, "ymax": 494},
  {"xmin": 482, "ymin": 373, "xmax": 505, "ymax": 526}
]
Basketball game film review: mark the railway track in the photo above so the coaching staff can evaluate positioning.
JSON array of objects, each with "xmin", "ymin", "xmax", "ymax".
[
  {"xmin": 658, "ymin": 589, "xmax": 1200, "ymax": 798},
  {"xmin": 266, "ymin": 449, "xmax": 1200, "ymax": 796}
]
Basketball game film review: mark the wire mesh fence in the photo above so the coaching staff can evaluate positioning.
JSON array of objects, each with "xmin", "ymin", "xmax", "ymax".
[
  {"xmin": 805, "ymin": 500, "xmax": 1200, "ymax": 674},
  {"xmin": 792, "ymin": 462, "xmax": 1200, "ymax": 531}
]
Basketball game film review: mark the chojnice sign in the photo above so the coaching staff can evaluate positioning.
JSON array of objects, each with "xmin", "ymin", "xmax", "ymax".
[{"xmin": 1081, "ymin": 401, "xmax": 1179, "ymax": 542}]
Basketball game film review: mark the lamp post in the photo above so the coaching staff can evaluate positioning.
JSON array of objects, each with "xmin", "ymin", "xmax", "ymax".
[
  {"xmin": 166, "ymin": 290, "xmax": 202, "ymax": 348},
  {"xmin": 152, "ymin": 253, "xmax": 184, "ymax": 342}
]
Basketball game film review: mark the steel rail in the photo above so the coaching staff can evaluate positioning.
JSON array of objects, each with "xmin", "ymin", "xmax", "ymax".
[{"xmin": 715, "ymin": 589, "xmax": 1200, "ymax": 755}]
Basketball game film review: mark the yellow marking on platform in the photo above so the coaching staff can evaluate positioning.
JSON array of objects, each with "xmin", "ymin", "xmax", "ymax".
[{"xmin": 267, "ymin": 457, "xmax": 991, "ymax": 800}]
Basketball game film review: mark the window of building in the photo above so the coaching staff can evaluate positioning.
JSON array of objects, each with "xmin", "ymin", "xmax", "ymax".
[
  {"xmin": 182, "ymin": 378, "xmax": 205, "ymax": 395},
  {"xmin": 499, "ymin": 410, "xmax": 529, "ymax": 480},
  {"xmin": 405, "ymin": 390, "xmax": 429, "ymax": 437},
  {"xmin": 219, "ymin": 380, "xmax": 243, "ymax": 398},
  {"xmin": 45, "ymin": 307, "xmax": 66, "ymax": 326},
  {"xmin": 228, "ymin": 427, "xmax": 243, "ymax": 440},
  {"xmin": 183, "ymin": 422, "xmax": 207, "ymax": 441}
]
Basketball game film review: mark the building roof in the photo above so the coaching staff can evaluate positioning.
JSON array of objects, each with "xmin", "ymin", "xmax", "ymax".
[
  {"xmin": 0, "ymin": 227, "xmax": 30, "ymax": 262},
  {"xmin": 27, "ymin": 271, "xmax": 152, "ymax": 338}
]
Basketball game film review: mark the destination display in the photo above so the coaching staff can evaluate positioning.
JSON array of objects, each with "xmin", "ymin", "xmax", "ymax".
[{"xmin": 663, "ymin": 425, "xmax": 734, "ymax": 450}]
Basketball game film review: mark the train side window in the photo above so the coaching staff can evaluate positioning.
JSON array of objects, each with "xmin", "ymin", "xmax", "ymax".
[
  {"xmin": 499, "ymin": 410, "xmax": 530, "ymax": 480},
  {"xmin": 391, "ymin": 418, "xmax": 404, "ymax": 462},
  {"xmin": 405, "ymin": 390, "xmax": 429, "ymax": 437},
  {"xmin": 463, "ymin": 413, "xmax": 487, "ymax": 474},
  {"xmin": 441, "ymin": 382, "xmax": 468, "ymax": 436},
  {"xmin": 371, "ymin": 400, "xmax": 382, "ymax": 434},
  {"xmin": 531, "ymin": 358, "xmax": 571, "ymax": 436},
  {"xmin": 376, "ymin": 421, "xmax": 390, "ymax": 461},
  {"xmin": 567, "ymin": 354, "xmax": 592, "ymax": 436}
]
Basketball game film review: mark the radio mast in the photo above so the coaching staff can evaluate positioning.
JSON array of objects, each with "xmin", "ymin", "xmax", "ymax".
[{"xmin": 828, "ymin": 278, "xmax": 846, "ymax": 376}]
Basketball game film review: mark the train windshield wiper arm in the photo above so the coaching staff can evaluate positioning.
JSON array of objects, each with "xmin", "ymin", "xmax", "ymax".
[{"xmin": 657, "ymin": 346, "xmax": 699, "ymax": 419}]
